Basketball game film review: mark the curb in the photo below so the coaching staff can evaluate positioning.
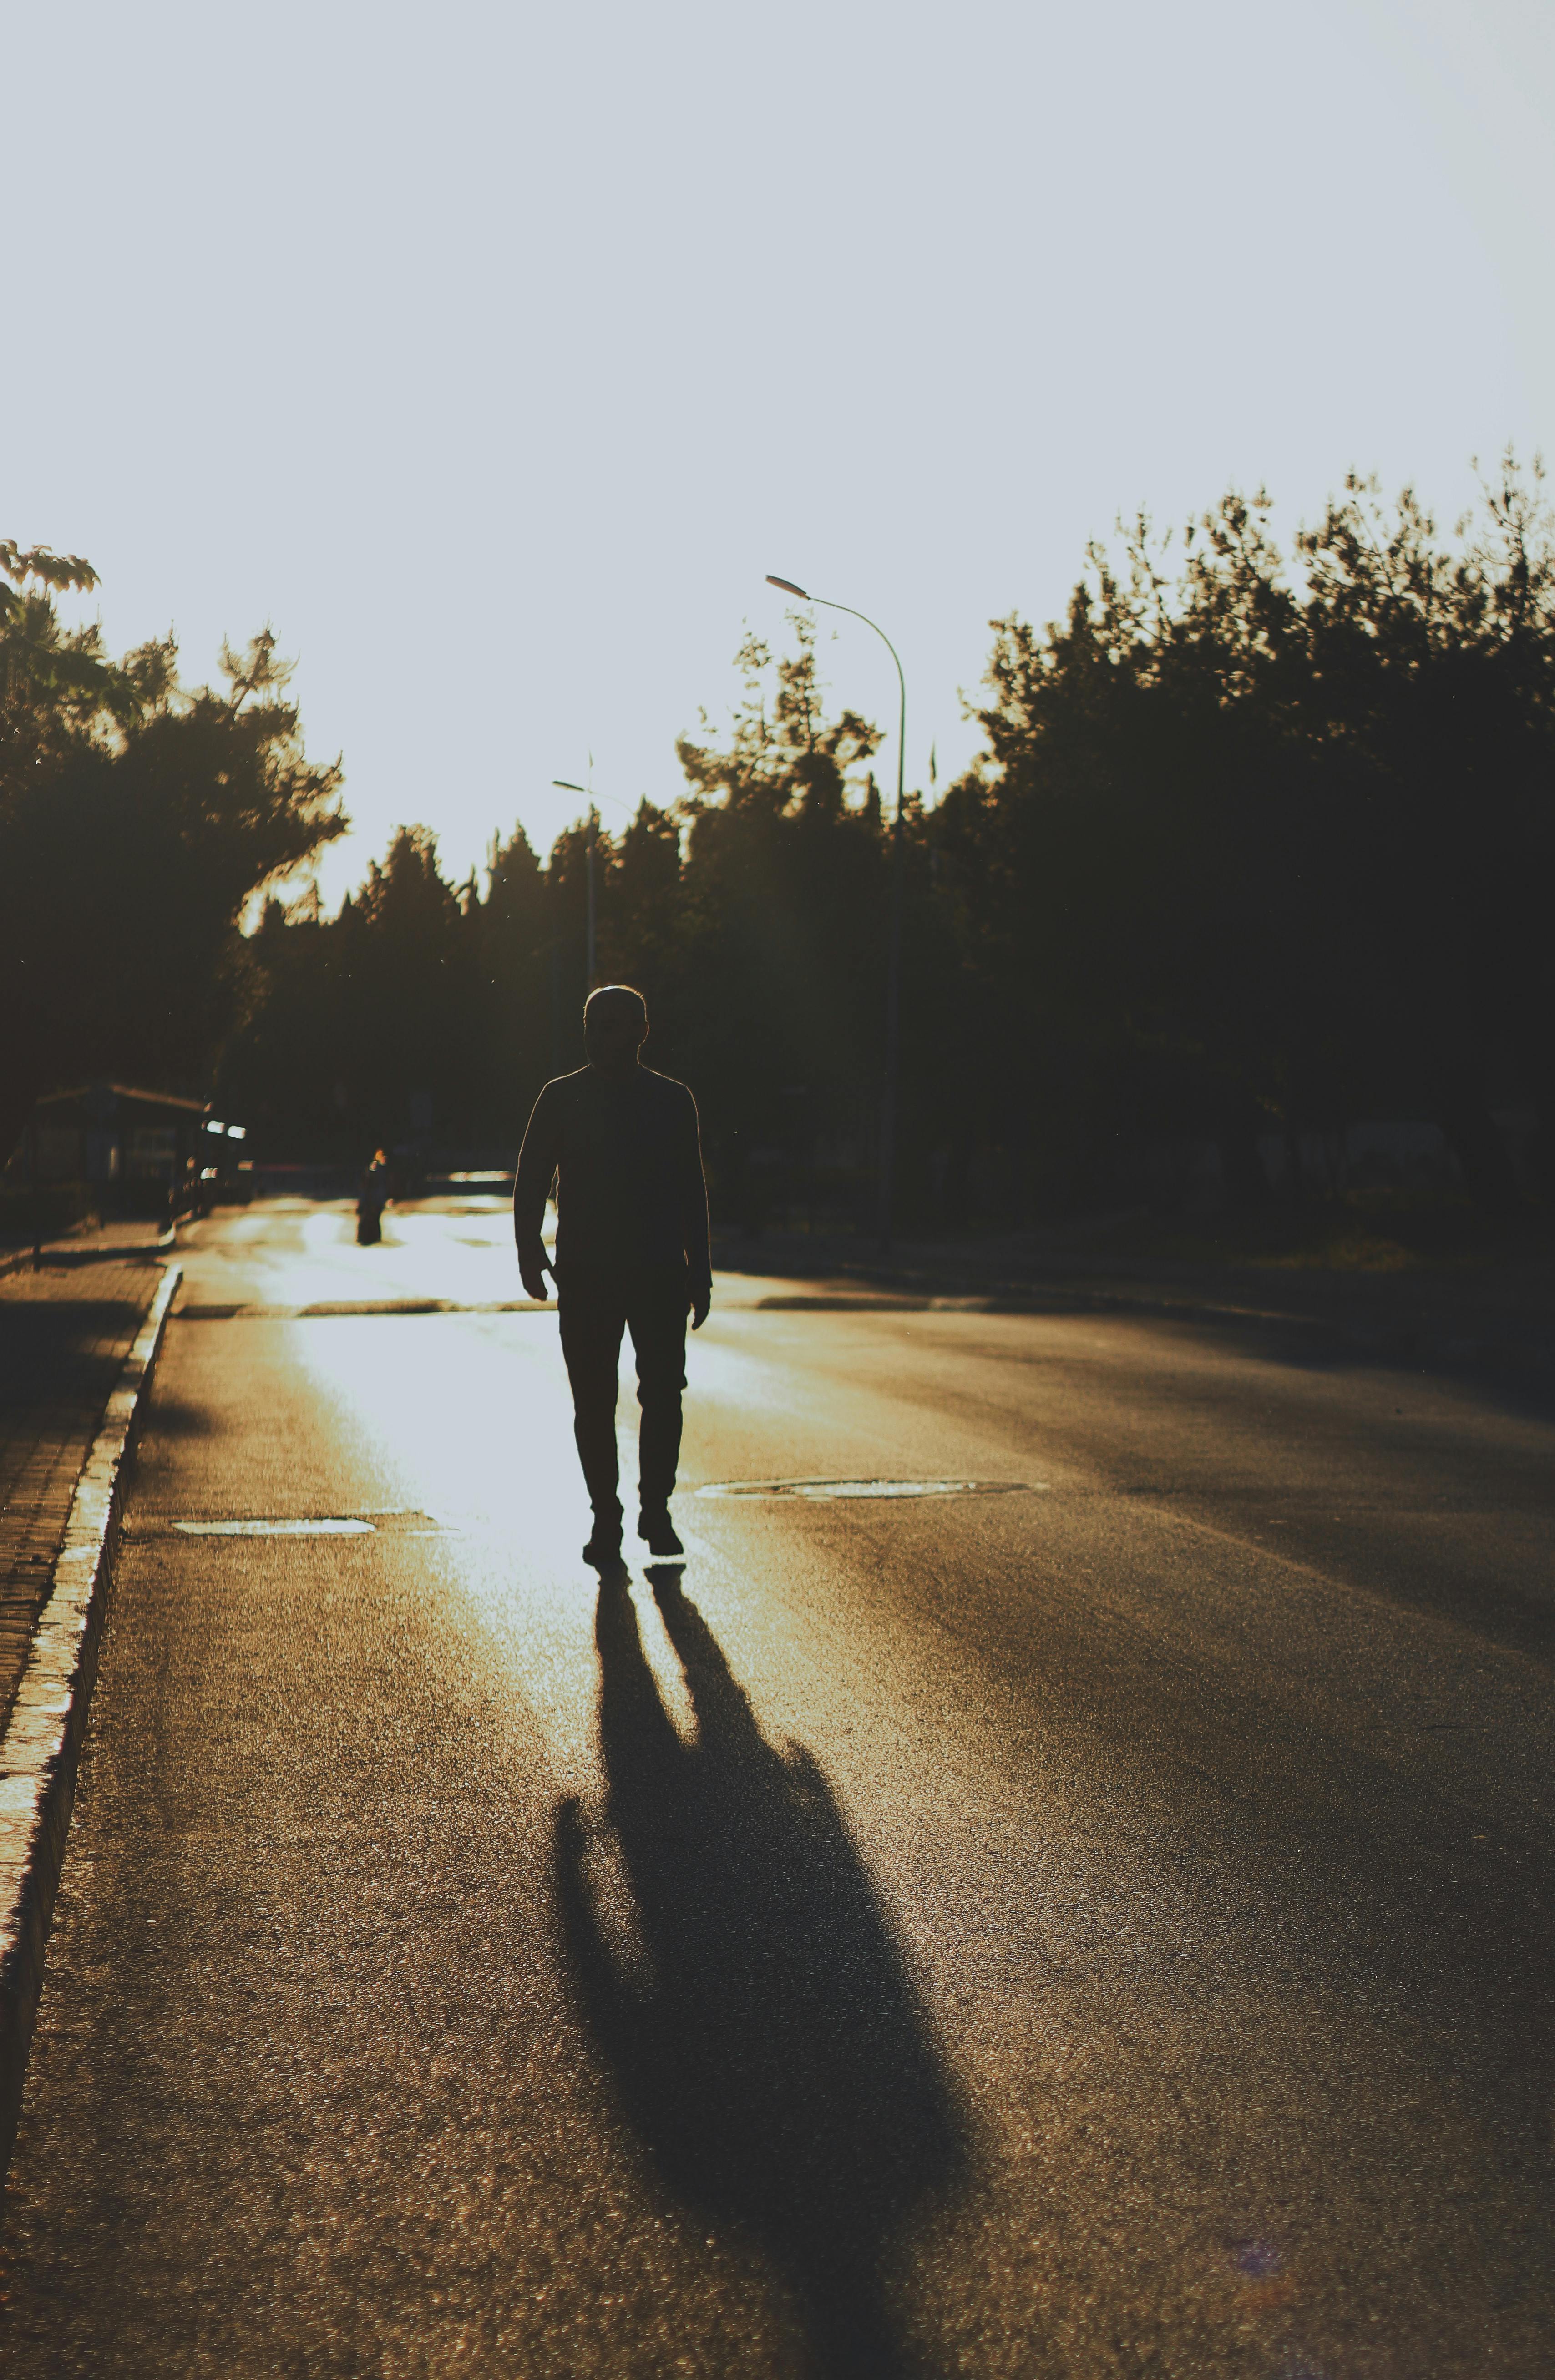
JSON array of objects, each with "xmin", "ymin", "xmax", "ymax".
[{"xmin": 0, "ymin": 1261, "xmax": 182, "ymax": 2180}]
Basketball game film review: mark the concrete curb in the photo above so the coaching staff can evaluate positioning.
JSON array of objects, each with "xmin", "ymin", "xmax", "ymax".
[{"xmin": 0, "ymin": 1261, "xmax": 182, "ymax": 2181}]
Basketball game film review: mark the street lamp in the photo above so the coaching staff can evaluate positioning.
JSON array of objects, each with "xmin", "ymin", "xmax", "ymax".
[
  {"xmin": 552, "ymin": 778, "xmax": 640, "ymax": 992},
  {"xmin": 552, "ymin": 780, "xmax": 599, "ymax": 989},
  {"xmin": 766, "ymin": 575, "xmax": 907, "ymax": 1253}
]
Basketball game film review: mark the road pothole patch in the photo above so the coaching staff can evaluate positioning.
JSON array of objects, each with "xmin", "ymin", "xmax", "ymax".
[
  {"xmin": 695, "ymin": 1478, "xmax": 1043, "ymax": 1501},
  {"xmin": 173, "ymin": 1517, "xmax": 375, "ymax": 1536},
  {"xmin": 176, "ymin": 1299, "xmax": 547, "ymax": 1319},
  {"xmin": 137, "ymin": 1510, "xmax": 448, "ymax": 1539}
]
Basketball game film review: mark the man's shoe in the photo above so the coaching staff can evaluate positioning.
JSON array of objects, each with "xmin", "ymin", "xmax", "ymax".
[
  {"xmin": 638, "ymin": 1506, "xmax": 684, "ymax": 1557},
  {"xmin": 583, "ymin": 1518, "xmax": 623, "ymax": 1565}
]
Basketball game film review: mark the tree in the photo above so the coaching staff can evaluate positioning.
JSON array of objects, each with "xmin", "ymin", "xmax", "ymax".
[
  {"xmin": 349, "ymin": 824, "xmax": 481, "ymax": 1137},
  {"xmin": 475, "ymin": 818, "xmax": 555, "ymax": 1124},
  {"xmin": 943, "ymin": 455, "xmax": 1555, "ymax": 1205},
  {"xmin": 671, "ymin": 616, "xmax": 889, "ymax": 1213},
  {"xmin": 1292, "ymin": 458, "xmax": 1555, "ymax": 1195},
  {"xmin": 1, "ymin": 540, "xmax": 345, "ymax": 1168}
]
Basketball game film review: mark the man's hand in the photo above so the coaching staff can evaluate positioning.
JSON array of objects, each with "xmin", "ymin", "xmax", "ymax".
[
  {"xmin": 519, "ymin": 1251, "xmax": 552, "ymax": 1304},
  {"xmin": 690, "ymin": 1283, "xmax": 711, "ymax": 1333}
]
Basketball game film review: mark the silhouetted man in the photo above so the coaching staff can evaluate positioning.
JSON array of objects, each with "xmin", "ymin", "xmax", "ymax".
[
  {"xmin": 356, "ymin": 1146, "xmax": 390, "ymax": 1246},
  {"xmin": 514, "ymin": 985, "xmax": 711, "ymax": 1564}
]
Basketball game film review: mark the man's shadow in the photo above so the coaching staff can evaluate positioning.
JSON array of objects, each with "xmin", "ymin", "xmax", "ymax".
[{"xmin": 554, "ymin": 1567, "xmax": 969, "ymax": 2377}]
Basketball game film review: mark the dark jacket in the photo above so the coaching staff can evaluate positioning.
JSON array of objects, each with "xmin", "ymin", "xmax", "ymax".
[{"xmin": 513, "ymin": 1065, "xmax": 711, "ymax": 1293}]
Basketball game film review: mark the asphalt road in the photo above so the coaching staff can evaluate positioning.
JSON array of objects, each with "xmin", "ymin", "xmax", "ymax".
[{"xmin": 3, "ymin": 1198, "xmax": 1553, "ymax": 2378}]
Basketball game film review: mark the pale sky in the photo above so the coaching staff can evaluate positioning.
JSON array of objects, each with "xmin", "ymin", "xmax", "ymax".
[{"xmin": 9, "ymin": 0, "xmax": 1553, "ymax": 907}]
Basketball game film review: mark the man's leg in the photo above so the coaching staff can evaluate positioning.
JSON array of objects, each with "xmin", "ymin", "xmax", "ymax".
[
  {"xmin": 558, "ymin": 1274, "xmax": 628, "ymax": 1546},
  {"xmin": 626, "ymin": 1267, "xmax": 689, "ymax": 1527}
]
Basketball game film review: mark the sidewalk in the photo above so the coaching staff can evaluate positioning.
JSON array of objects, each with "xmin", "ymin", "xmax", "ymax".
[{"xmin": 0, "ymin": 1227, "xmax": 172, "ymax": 1735}]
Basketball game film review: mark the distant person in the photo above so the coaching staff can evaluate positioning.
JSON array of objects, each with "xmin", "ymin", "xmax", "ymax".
[
  {"xmin": 357, "ymin": 1147, "xmax": 390, "ymax": 1246},
  {"xmin": 514, "ymin": 985, "xmax": 711, "ymax": 1564}
]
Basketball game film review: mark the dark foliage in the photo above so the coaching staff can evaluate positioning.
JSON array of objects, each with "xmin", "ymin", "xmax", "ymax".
[
  {"xmin": 1, "ymin": 541, "xmax": 344, "ymax": 1168},
  {"xmin": 213, "ymin": 456, "xmax": 1555, "ymax": 1220}
]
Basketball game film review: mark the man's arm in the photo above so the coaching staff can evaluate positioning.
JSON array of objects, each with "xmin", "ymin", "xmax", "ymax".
[
  {"xmin": 678, "ymin": 1085, "xmax": 712, "ymax": 1329},
  {"xmin": 513, "ymin": 1085, "xmax": 561, "ymax": 1301}
]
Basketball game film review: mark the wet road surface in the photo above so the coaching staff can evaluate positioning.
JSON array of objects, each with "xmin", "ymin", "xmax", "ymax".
[{"xmin": 2, "ymin": 1199, "xmax": 1553, "ymax": 2376}]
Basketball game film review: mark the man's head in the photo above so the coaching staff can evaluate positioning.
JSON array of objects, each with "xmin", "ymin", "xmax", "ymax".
[{"xmin": 584, "ymin": 984, "xmax": 648, "ymax": 1076}]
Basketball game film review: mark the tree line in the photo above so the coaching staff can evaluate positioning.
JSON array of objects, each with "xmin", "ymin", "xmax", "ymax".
[
  {"xmin": 8, "ymin": 458, "xmax": 1554, "ymax": 1223},
  {"xmin": 0, "ymin": 538, "xmax": 342, "ymax": 1173}
]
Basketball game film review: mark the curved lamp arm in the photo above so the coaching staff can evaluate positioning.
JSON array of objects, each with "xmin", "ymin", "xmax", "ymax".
[
  {"xmin": 765, "ymin": 576, "xmax": 905, "ymax": 821},
  {"xmin": 552, "ymin": 779, "xmax": 640, "ymax": 824}
]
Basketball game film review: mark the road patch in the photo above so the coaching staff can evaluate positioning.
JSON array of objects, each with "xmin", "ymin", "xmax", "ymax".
[
  {"xmin": 173, "ymin": 1517, "xmax": 375, "ymax": 1537},
  {"xmin": 696, "ymin": 1478, "xmax": 1043, "ymax": 1500},
  {"xmin": 176, "ymin": 1299, "xmax": 548, "ymax": 1319},
  {"xmin": 755, "ymin": 1294, "xmax": 934, "ymax": 1311},
  {"xmin": 133, "ymin": 1510, "xmax": 449, "ymax": 1540}
]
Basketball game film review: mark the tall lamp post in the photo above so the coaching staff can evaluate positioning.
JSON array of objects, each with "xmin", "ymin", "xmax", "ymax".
[
  {"xmin": 552, "ymin": 779, "xmax": 602, "ymax": 990},
  {"xmin": 553, "ymin": 778, "xmax": 638, "ymax": 994},
  {"xmin": 766, "ymin": 575, "xmax": 907, "ymax": 1253}
]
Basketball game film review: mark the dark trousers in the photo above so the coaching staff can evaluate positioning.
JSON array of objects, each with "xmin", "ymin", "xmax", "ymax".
[{"xmin": 557, "ymin": 1264, "xmax": 689, "ymax": 1521}]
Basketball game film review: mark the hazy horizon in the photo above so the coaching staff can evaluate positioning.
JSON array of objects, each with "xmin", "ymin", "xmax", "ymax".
[{"xmin": 10, "ymin": 0, "xmax": 1553, "ymax": 910}]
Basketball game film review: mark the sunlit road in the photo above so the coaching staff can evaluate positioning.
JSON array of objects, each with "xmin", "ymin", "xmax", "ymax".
[{"xmin": 4, "ymin": 1199, "xmax": 1554, "ymax": 2376}]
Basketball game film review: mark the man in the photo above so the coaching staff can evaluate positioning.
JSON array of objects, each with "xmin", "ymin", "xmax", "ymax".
[
  {"xmin": 514, "ymin": 984, "xmax": 711, "ymax": 1564},
  {"xmin": 356, "ymin": 1147, "xmax": 390, "ymax": 1245}
]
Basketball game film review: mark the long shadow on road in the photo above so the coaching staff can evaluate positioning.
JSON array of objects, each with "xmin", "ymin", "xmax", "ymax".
[{"xmin": 554, "ymin": 1566, "xmax": 969, "ymax": 2377}]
